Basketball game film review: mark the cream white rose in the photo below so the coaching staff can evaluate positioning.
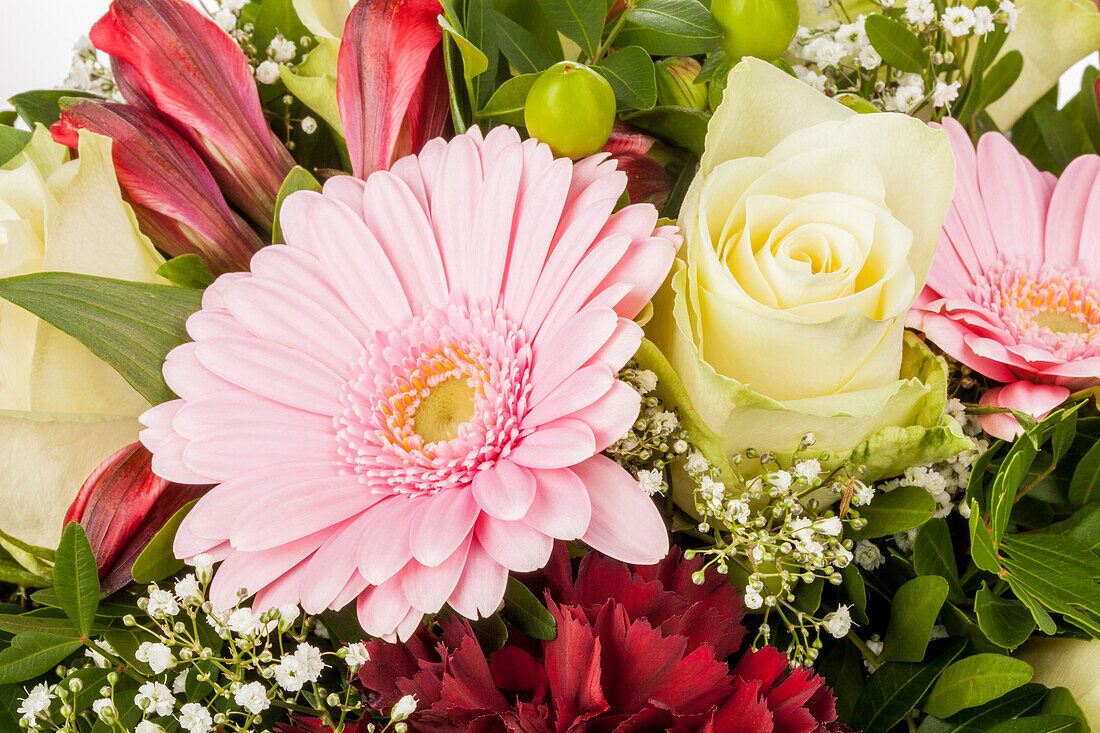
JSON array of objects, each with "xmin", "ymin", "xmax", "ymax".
[
  {"xmin": 0, "ymin": 128, "xmax": 164, "ymax": 547},
  {"xmin": 646, "ymin": 59, "xmax": 967, "ymax": 485},
  {"xmin": 1017, "ymin": 638, "xmax": 1100, "ymax": 728},
  {"xmin": 292, "ymin": 0, "xmax": 356, "ymax": 39}
]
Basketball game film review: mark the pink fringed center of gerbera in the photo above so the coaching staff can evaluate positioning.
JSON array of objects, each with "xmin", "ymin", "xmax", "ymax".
[
  {"xmin": 335, "ymin": 299, "xmax": 533, "ymax": 494},
  {"xmin": 973, "ymin": 262, "xmax": 1100, "ymax": 360}
]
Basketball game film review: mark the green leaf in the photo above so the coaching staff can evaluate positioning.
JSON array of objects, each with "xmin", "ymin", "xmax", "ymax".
[
  {"xmin": 9, "ymin": 89, "xmax": 104, "ymax": 127},
  {"xmin": 1030, "ymin": 103, "xmax": 1086, "ymax": 175},
  {"xmin": 914, "ymin": 518, "xmax": 965, "ymax": 603},
  {"xmin": 852, "ymin": 486, "xmax": 939, "ymax": 540},
  {"xmin": 1069, "ymin": 438, "xmax": 1100, "ymax": 507},
  {"xmin": 1059, "ymin": 501, "xmax": 1100, "ymax": 553},
  {"xmin": 1013, "ymin": 585, "xmax": 1058, "ymax": 635},
  {"xmin": 918, "ymin": 683, "xmax": 1047, "ymax": 733},
  {"xmin": 1077, "ymin": 66, "xmax": 1100, "ymax": 154},
  {"xmin": 924, "ymin": 654, "xmax": 1033, "ymax": 719},
  {"xmin": 596, "ymin": 46, "xmax": 657, "ymax": 110},
  {"xmin": 1040, "ymin": 688, "xmax": 1090, "ymax": 731},
  {"xmin": 969, "ymin": 501, "xmax": 1002, "ymax": 574},
  {"xmin": 131, "ymin": 500, "xmax": 199, "ymax": 585},
  {"xmin": 156, "ymin": 254, "xmax": 216, "ymax": 290},
  {"xmin": 627, "ymin": 105, "xmax": 710, "ymax": 157},
  {"xmin": 0, "ymin": 125, "xmax": 32, "ymax": 168},
  {"xmin": 864, "ymin": 14, "xmax": 929, "ymax": 74},
  {"xmin": 54, "ymin": 523, "xmax": 100, "ymax": 636},
  {"xmin": 469, "ymin": 614, "xmax": 509, "ymax": 653},
  {"xmin": 251, "ymin": 0, "xmax": 311, "ymax": 65},
  {"xmin": 0, "ymin": 614, "xmax": 86, "ymax": 638},
  {"xmin": 841, "ymin": 564, "xmax": 868, "ymax": 622},
  {"xmin": 851, "ymin": 639, "xmax": 967, "ymax": 733},
  {"xmin": 272, "ymin": 166, "xmax": 322, "ymax": 244},
  {"xmin": 980, "ymin": 50, "xmax": 1024, "ymax": 109},
  {"xmin": 975, "ymin": 584, "xmax": 1035, "ymax": 649},
  {"xmin": 0, "ymin": 560, "xmax": 50, "ymax": 587},
  {"xmin": 990, "ymin": 439, "xmax": 1037, "ymax": 542},
  {"xmin": 1051, "ymin": 407, "xmax": 1079, "ymax": 463},
  {"xmin": 817, "ymin": 641, "xmax": 865, "ymax": 722},
  {"xmin": 1000, "ymin": 534, "xmax": 1100, "ymax": 637},
  {"xmin": 439, "ymin": 15, "xmax": 490, "ymax": 79},
  {"xmin": 986, "ymin": 716, "xmax": 1083, "ymax": 733},
  {"xmin": 466, "ymin": 0, "xmax": 500, "ymax": 107},
  {"xmin": 883, "ymin": 576, "xmax": 949, "ymax": 663},
  {"xmin": 0, "ymin": 273, "xmax": 202, "ymax": 405},
  {"xmin": 616, "ymin": 0, "xmax": 720, "ymax": 56},
  {"xmin": 502, "ymin": 577, "xmax": 556, "ymax": 640},
  {"xmin": 496, "ymin": 11, "xmax": 558, "ymax": 74},
  {"xmin": 479, "ymin": 73, "xmax": 538, "ymax": 126},
  {"xmin": 0, "ymin": 633, "xmax": 83, "ymax": 685},
  {"xmin": 966, "ymin": 440, "xmax": 1002, "ymax": 509},
  {"xmin": 534, "ymin": 0, "xmax": 604, "ymax": 58}
]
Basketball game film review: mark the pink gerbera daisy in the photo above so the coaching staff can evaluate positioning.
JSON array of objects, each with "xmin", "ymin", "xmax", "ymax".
[
  {"xmin": 141, "ymin": 126, "xmax": 679, "ymax": 640},
  {"xmin": 909, "ymin": 118, "xmax": 1100, "ymax": 439}
]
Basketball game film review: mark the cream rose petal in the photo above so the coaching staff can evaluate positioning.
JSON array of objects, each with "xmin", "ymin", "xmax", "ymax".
[{"xmin": 292, "ymin": 0, "xmax": 356, "ymax": 39}]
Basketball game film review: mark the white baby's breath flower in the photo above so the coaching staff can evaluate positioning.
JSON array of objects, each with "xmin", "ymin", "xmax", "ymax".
[
  {"xmin": 227, "ymin": 608, "xmax": 258, "ymax": 635},
  {"xmin": 792, "ymin": 459, "xmax": 821, "ymax": 483},
  {"xmin": 684, "ymin": 451, "xmax": 710, "ymax": 476},
  {"xmin": 852, "ymin": 483, "xmax": 875, "ymax": 507},
  {"xmin": 294, "ymin": 643, "xmax": 325, "ymax": 681},
  {"xmin": 267, "ymin": 34, "xmax": 297, "ymax": 63},
  {"xmin": 858, "ymin": 45, "xmax": 882, "ymax": 70},
  {"xmin": 823, "ymin": 605, "xmax": 853, "ymax": 638},
  {"xmin": 214, "ymin": 9, "xmax": 237, "ymax": 31},
  {"xmin": 391, "ymin": 694, "xmax": 418, "ymax": 722},
  {"xmin": 273, "ymin": 655, "xmax": 307, "ymax": 692},
  {"xmin": 175, "ymin": 574, "xmax": 202, "ymax": 603},
  {"xmin": 972, "ymin": 5, "xmax": 995, "ymax": 34},
  {"xmin": 633, "ymin": 370, "xmax": 658, "ymax": 394},
  {"xmin": 222, "ymin": 0, "xmax": 247, "ymax": 11},
  {"xmin": 904, "ymin": 0, "xmax": 936, "ymax": 25},
  {"xmin": 172, "ymin": 670, "xmax": 190, "ymax": 695},
  {"xmin": 234, "ymin": 682, "xmax": 270, "ymax": 714},
  {"xmin": 637, "ymin": 469, "xmax": 665, "ymax": 497},
  {"xmin": 770, "ymin": 470, "xmax": 793, "ymax": 492},
  {"xmin": 999, "ymin": 0, "xmax": 1019, "ymax": 30},
  {"xmin": 136, "ymin": 722, "xmax": 166, "ymax": 733},
  {"xmin": 91, "ymin": 697, "xmax": 115, "ymax": 719},
  {"xmin": 147, "ymin": 588, "xmax": 180, "ymax": 618},
  {"xmin": 345, "ymin": 642, "xmax": 371, "ymax": 668},
  {"xmin": 804, "ymin": 37, "xmax": 845, "ymax": 68},
  {"xmin": 817, "ymin": 516, "xmax": 843, "ymax": 536},
  {"xmin": 135, "ymin": 681, "xmax": 175, "ymax": 717},
  {"xmin": 932, "ymin": 80, "xmax": 961, "ymax": 108},
  {"xmin": 136, "ymin": 641, "xmax": 175, "ymax": 674},
  {"xmin": 942, "ymin": 6, "xmax": 976, "ymax": 36},
  {"xmin": 192, "ymin": 553, "xmax": 215, "ymax": 582},
  {"xmin": 854, "ymin": 540, "xmax": 885, "ymax": 570},
  {"xmin": 652, "ymin": 410, "xmax": 679, "ymax": 433},
  {"xmin": 255, "ymin": 60, "xmax": 281, "ymax": 85},
  {"xmin": 18, "ymin": 683, "xmax": 53, "ymax": 724},
  {"xmin": 744, "ymin": 589, "xmax": 764, "ymax": 609},
  {"xmin": 179, "ymin": 702, "xmax": 214, "ymax": 733},
  {"xmin": 301, "ymin": 116, "xmax": 319, "ymax": 134},
  {"xmin": 889, "ymin": 85, "xmax": 924, "ymax": 112}
]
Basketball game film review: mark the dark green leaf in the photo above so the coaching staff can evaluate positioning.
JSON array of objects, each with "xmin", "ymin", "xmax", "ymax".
[
  {"xmin": 0, "ymin": 273, "xmax": 202, "ymax": 405},
  {"xmin": 156, "ymin": 254, "xmax": 216, "ymax": 290},
  {"xmin": 596, "ymin": 46, "xmax": 657, "ymax": 110},
  {"xmin": 534, "ymin": 0, "xmax": 605, "ymax": 58},
  {"xmin": 466, "ymin": 0, "xmax": 500, "ymax": 107},
  {"xmin": 493, "ymin": 0, "xmax": 563, "ymax": 60},
  {"xmin": 54, "ymin": 523, "xmax": 100, "ymax": 636},
  {"xmin": 131, "ymin": 500, "xmax": 199, "ymax": 585},
  {"xmin": 496, "ymin": 12, "xmax": 558, "ymax": 74},
  {"xmin": 470, "ymin": 614, "xmax": 509, "ymax": 653},
  {"xmin": 883, "ymin": 576, "xmax": 949, "ymax": 663},
  {"xmin": 914, "ymin": 518, "xmax": 965, "ymax": 604},
  {"xmin": 817, "ymin": 641, "xmax": 865, "ymax": 723},
  {"xmin": 966, "ymin": 440, "xmax": 1002, "ymax": 509},
  {"xmin": 924, "ymin": 654, "xmax": 1033, "ymax": 719},
  {"xmin": 617, "ymin": 0, "xmax": 720, "ymax": 56},
  {"xmin": 626, "ymin": 105, "xmax": 709, "ymax": 156},
  {"xmin": 975, "ymin": 584, "xmax": 1035, "ymax": 649},
  {"xmin": 1030, "ymin": 103, "xmax": 1086, "ymax": 175},
  {"xmin": 1077, "ymin": 66, "xmax": 1100, "ymax": 153},
  {"xmin": 991, "ymin": 440, "xmax": 1037, "ymax": 542},
  {"xmin": 273, "ymin": 166, "xmax": 322, "ymax": 244},
  {"xmin": 502, "ymin": 577, "xmax": 556, "ymax": 640},
  {"xmin": 1051, "ymin": 407, "xmax": 1080, "ymax": 463},
  {"xmin": 479, "ymin": 73, "xmax": 538, "ymax": 126},
  {"xmin": 969, "ymin": 501, "xmax": 1002, "ymax": 574},
  {"xmin": 851, "ymin": 639, "xmax": 967, "ymax": 733},
  {"xmin": 794, "ymin": 578, "xmax": 823, "ymax": 614},
  {"xmin": 864, "ymin": 14, "xmax": 929, "ymax": 74},
  {"xmin": 695, "ymin": 49, "xmax": 729, "ymax": 84},
  {"xmin": 986, "ymin": 716, "xmax": 1083, "ymax": 733},
  {"xmin": 9, "ymin": 89, "xmax": 104, "ymax": 127},
  {"xmin": 842, "ymin": 563, "xmax": 868, "ymax": 623},
  {"xmin": 0, "ymin": 633, "xmax": 83, "ymax": 685},
  {"xmin": 1069, "ymin": 438, "xmax": 1100, "ymax": 507},
  {"xmin": 852, "ymin": 486, "xmax": 938, "ymax": 540},
  {"xmin": 1000, "ymin": 535, "xmax": 1100, "ymax": 637},
  {"xmin": 0, "ymin": 615, "xmax": 86, "ymax": 638},
  {"xmin": 1040, "ymin": 687, "xmax": 1090, "ymax": 731},
  {"xmin": 0, "ymin": 561, "xmax": 49, "ymax": 587},
  {"xmin": 0, "ymin": 126, "xmax": 32, "ymax": 168},
  {"xmin": 1013, "ymin": 586, "xmax": 1058, "ymax": 635},
  {"xmin": 29, "ymin": 589, "xmax": 133, "ymax": 619},
  {"xmin": 439, "ymin": 15, "xmax": 490, "ymax": 80},
  {"xmin": 1060, "ymin": 501, "xmax": 1100, "ymax": 554},
  {"xmin": 981, "ymin": 50, "xmax": 1024, "ymax": 108},
  {"xmin": 918, "ymin": 683, "xmax": 1047, "ymax": 733}
]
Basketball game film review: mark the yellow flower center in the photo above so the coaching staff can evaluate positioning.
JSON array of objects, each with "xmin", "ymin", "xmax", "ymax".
[{"xmin": 412, "ymin": 376, "xmax": 477, "ymax": 444}]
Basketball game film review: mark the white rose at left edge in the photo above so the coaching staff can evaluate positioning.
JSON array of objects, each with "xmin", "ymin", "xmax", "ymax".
[{"xmin": 0, "ymin": 128, "xmax": 164, "ymax": 547}]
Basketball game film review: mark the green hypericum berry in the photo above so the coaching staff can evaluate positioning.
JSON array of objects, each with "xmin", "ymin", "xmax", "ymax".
[
  {"xmin": 710, "ymin": 0, "xmax": 800, "ymax": 61},
  {"xmin": 524, "ymin": 61, "xmax": 616, "ymax": 160}
]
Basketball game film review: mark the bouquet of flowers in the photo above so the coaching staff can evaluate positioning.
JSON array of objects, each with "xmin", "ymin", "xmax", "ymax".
[{"xmin": 3, "ymin": 0, "xmax": 1100, "ymax": 729}]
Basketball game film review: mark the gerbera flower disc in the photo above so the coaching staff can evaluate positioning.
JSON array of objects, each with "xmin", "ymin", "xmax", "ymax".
[{"xmin": 140, "ymin": 126, "xmax": 679, "ymax": 639}]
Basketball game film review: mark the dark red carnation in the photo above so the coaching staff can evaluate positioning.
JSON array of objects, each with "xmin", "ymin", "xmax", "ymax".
[{"xmin": 357, "ymin": 545, "xmax": 846, "ymax": 733}]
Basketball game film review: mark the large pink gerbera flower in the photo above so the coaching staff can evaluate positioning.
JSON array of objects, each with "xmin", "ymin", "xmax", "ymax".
[
  {"xmin": 909, "ymin": 118, "xmax": 1100, "ymax": 439},
  {"xmin": 141, "ymin": 126, "xmax": 679, "ymax": 639}
]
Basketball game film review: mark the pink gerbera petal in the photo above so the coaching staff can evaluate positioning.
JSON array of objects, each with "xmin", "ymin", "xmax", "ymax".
[{"xmin": 143, "ymin": 127, "xmax": 679, "ymax": 640}]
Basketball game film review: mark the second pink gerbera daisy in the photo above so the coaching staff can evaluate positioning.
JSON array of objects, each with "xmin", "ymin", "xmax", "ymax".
[{"xmin": 141, "ymin": 126, "xmax": 679, "ymax": 639}]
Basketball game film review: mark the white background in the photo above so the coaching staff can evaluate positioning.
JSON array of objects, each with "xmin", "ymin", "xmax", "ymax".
[{"xmin": 0, "ymin": 4, "xmax": 1096, "ymax": 112}]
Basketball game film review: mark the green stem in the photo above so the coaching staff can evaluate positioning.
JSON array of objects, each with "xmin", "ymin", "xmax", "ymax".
[
  {"xmin": 442, "ymin": 35, "xmax": 468, "ymax": 134},
  {"xmin": 591, "ymin": 10, "xmax": 630, "ymax": 65},
  {"xmin": 847, "ymin": 629, "xmax": 882, "ymax": 667}
]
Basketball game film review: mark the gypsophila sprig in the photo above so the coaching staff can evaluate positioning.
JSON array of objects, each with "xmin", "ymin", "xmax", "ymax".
[
  {"xmin": 683, "ymin": 438, "xmax": 872, "ymax": 667},
  {"xmin": 790, "ymin": 0, "xmax": 1020, "ymax": 120},
  {"xmin": 13, "ymin": 568, "xmax": 397, "ymax": 732}
]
